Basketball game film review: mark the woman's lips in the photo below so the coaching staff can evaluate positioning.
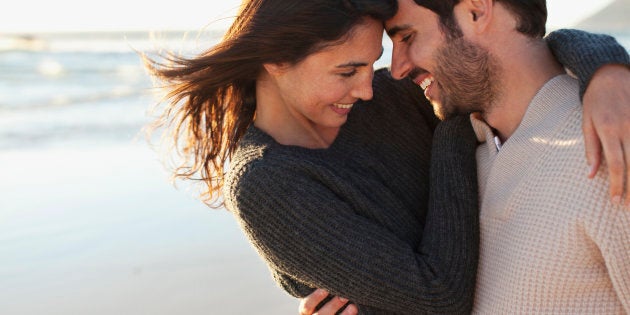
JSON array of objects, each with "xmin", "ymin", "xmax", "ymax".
[{"xmin": 331, "ymin": 103, "xmax": 354, "ymax": 115}]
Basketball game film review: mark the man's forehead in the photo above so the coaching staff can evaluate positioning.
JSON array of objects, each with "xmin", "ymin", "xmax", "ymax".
[
  {"xmin": 406, "ymin": 0, "xmax": 445, "ymax": 15},
  {"xmin": 385, "ymin": 0, "xmax": 423, "ymax": 35},
  {"xmin": 386, "ymin": 0, "xmax": 441, "ymax": 31}
]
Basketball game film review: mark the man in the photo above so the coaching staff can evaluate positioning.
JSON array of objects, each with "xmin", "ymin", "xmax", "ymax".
[
  {"xmin": 386, "ymin": 0, "xmax": 630, "ymax": 312},
  {"xmin": 385, "ymin": 0, "xmax": 630, "ymax": 207},
  {"xmin": 300, "ymin": 0, "xmax": 630, "ymax": 313}
]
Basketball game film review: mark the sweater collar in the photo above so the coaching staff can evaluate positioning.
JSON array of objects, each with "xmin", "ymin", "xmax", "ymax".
[
  {"xmin": 472, "ymin": 74, "xmax": 581, "ymax": 219},
  {"xmin": 470, "ymin": 74, "xmax": 579, "ymax": 155}
]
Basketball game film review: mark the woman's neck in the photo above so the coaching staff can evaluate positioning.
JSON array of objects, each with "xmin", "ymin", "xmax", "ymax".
[{"xmin": 254, "ymin": 76, "xmax": 339, "ymax": 149}]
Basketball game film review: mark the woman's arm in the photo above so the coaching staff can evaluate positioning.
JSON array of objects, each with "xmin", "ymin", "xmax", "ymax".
[
  {"xmin": 546, "ymin": 29, "xmax": 629, "ymax": 98},
  {"xmin": 294, "ymin": 116, "xmax": 479, "ymax": 315},
  {"xmin": 582, "ymin": 65, "xmax": 630, "ymax": 208},
  {"xmin": 546, "ymin": 29, "xmax": 630, "ymax": 206},
  {"xmin": 419, "ymin": 114, "xmax": 480, "ymax": 312},
  {"xmin": 229, "ymin": 122, "xmax": 479, "ymax": 314}
]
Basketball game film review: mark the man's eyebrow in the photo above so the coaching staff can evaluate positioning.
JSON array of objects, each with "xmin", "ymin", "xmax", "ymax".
[
  {"xmin": 336, "ymin": 47, "xmax": 384, "ymax": 68},
  {"xmin": 386, "ymin": 25, "xmax": 411, "ymax": 37}
]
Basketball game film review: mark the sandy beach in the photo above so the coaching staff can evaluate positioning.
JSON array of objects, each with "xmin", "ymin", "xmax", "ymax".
[
  {"xmin": 0, "ymin": 141, "xmax": 296, "ymax": 314},
  {"xmin": 0, "ymin": 31, "xmax": 301, "ymax": 314}
]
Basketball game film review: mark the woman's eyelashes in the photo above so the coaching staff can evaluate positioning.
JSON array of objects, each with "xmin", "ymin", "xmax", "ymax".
[{"xmin": 339, "ymin": 69, "xmax": 358, "ymax": 77}]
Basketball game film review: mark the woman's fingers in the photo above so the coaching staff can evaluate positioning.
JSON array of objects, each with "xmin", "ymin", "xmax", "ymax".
[{"xmin": 299, "ymin": 289, "xmax": 329, "ymax": 315}]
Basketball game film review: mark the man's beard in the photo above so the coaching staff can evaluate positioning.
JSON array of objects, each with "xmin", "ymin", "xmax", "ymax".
[{"xmin": 431, "ymin": 37, "xmax": 499, "ymax": 120}]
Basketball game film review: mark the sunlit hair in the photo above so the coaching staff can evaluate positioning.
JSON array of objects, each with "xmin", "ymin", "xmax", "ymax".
[
  {"xmin": 143, "ymin": 0, "xmax": 397, "ymax": 207},
  {"xmin": 414, "ymin": 0, "xmax": 547, "ymax": 38}
]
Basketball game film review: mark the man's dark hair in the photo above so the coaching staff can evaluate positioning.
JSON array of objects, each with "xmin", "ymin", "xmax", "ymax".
[{"xmin": 413, "ymin": 0, "xmax": 547, "ymax": 38}]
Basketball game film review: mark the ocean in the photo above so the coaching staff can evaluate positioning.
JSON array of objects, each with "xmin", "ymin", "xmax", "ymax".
[
  {"xmin": 0, "ymin": 30, "xmax": 628, "ymax": 314},
  {"xmin": 1, "ymin": 31, "xmax": 628, "ymax": 150},
  {"xmin": 0, "ymin": 31, "xmax": 214, "ymax": 150},
  {"xmin": 0, "ymin": 30, "xmax": 297, "ymax": 315}
]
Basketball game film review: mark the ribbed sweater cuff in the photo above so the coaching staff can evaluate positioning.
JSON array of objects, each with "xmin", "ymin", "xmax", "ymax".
[{"xmin": 546, "ymin": 29, "xmax": 630, "ymax": 99}]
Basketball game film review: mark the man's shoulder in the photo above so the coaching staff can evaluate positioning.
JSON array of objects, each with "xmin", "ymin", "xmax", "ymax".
[{"xmin": 538, "ymin": 74, "xmax": 581, "ymax": 106}]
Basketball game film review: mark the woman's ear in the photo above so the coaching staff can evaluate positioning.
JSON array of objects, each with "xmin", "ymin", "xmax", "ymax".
[{"xmin": 263, "ymin": 62, "xmax": 288, "ymax": 76}]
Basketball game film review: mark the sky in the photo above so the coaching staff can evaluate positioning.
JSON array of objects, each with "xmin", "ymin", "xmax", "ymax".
[{"xmin": 0, "ymin": 0, "xmax": 616, "ymax": 33}]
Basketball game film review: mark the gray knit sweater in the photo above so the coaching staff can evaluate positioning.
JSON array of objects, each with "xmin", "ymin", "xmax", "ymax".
[{"xmin": 223, "ymin": 29, "xmax": 628, "ymax": 314}]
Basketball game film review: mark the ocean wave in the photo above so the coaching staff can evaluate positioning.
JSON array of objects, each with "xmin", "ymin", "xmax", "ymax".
[
  {"xmin": 0, "ymin": 88, "xmax": 153, "ymax": 110},
  {"xmin": 0, "ymin": 122, "xmax": 149, "ymax": 150},
  {"xmin": 0, "ymin": 35, "xmax": 48, "ymax": 52},
  {"xmin": 1, "ymin": 30, "xmax": 224, "ymax": 54}
]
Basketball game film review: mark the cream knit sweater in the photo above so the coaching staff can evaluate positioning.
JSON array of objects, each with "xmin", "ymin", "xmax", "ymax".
[{"xmin": 471, "ymin": 75, "xmax": 630, "ymax": 314}]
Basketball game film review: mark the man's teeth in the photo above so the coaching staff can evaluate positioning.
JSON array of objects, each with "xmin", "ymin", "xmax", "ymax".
[
  {"xmin": 419, "ymin": 77, "xmax": 434, "ymax": 90},
  {"xmin": 333, "ymin": 103, "xmax": 354, "ymax": 109}
]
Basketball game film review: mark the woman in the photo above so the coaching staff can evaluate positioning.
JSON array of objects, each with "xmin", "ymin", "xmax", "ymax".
[{"xmin": 143, "ymin": 0, "xmax": 629, "ymax": 313}]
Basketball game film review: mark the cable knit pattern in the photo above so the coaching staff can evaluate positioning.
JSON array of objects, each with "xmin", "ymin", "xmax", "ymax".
[{"xmin": 471, "ymin": 75, "xmax": 630, "ymax": 314}]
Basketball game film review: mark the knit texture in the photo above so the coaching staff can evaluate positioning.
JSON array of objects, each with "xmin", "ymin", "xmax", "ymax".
[
  {"xmin": 224, "ymin": 69, "xmax": 480, "ymax": 314},
  {"xmin": 546, "ymin": 29, "xmax": 630, "ymax": 98},
  {"xmin": 222, "ymin": 30, "xmax": 627, "ymax": 314},
  {"xmin": 471, "ymin": 75, "xmax": 630, "ymax": 314}
]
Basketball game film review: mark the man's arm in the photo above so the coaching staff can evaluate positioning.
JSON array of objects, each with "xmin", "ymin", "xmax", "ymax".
[
  {"xmin": 607, "ymin": 210, "xmax": 630, "ymax": 313},
  {"xmin": 546, "ymin": 29, "xmax": 630, "ymax": 207},
  {"xmin": 588, "ymin": 204, "xmax": 630, "ymax": 312}
]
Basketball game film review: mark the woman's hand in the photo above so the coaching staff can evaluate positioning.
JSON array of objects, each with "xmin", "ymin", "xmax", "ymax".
[
  {"xmin": 582, "ymin": 64, "xmax": 630, "ymax": 207},
  {"xmin": 298, "ymin": 289, "xmax": 357, "ymax": 315}
]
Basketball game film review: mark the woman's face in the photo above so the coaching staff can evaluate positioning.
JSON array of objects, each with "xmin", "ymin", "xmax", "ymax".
[{"xmin": 262, "ymin": 18, "xmax": 384, "ymax": 146}]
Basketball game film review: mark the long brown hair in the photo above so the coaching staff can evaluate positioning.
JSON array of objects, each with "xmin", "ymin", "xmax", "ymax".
[{"xmin": 143, "ymin": 0, "xmax": 397, "ymax": 206}]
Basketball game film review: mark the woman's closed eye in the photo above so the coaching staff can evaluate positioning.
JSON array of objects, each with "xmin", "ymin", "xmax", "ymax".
[{"xmin": 340, "ymin": 69, "xmax": 358, "ymax": 77}]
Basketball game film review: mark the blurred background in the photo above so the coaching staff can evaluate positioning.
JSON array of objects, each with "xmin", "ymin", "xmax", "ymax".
[{"xmin": 0, "ymin": 0, "xmax": 628, "ymax": 314}]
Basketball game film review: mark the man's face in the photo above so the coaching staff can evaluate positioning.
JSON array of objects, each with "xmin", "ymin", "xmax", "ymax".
[{"xmin": 385, "ymin": 0, "xmax": 498, "ymax": 119}]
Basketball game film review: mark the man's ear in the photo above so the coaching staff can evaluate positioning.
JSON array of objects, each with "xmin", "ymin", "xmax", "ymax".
[{"xmin": 455, "ymin": 0, "xmax": 494, "ymax": 34}]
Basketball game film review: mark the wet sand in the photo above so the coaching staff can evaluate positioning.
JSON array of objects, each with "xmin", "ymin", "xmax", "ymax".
[{"xmin": 0, "ymin": 142, "xmax": 296, "ymax": 314}]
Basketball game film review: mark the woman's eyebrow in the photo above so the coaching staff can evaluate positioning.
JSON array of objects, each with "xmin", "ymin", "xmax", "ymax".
[
  {"xmin": 336, "ymin": 61, "xmax": 368, "ymax": 68},
  {"xmin": 336, "ymin": 47, "xmax": 384, "ymax": 68}
]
